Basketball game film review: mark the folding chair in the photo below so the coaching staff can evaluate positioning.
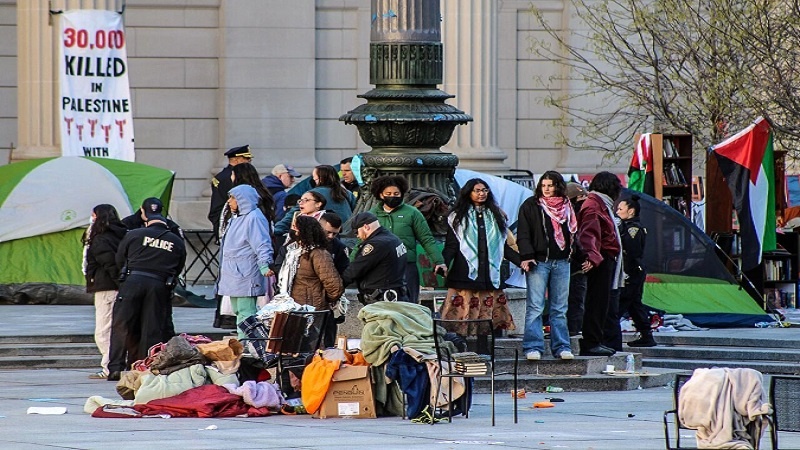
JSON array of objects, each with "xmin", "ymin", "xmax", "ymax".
[
  {"xmin": 663, "ymin": 373, "xmax": 693, "ymax": 449},
  {"xmin": 240, "ymin": 310, "xmax": 332, "ymax": 393},
  {"xmin": 769, "ymin": 375, "xmax": 800, "ymax": 450},
  {"xmin": 432, "ymin": 318, "xmax": 518, "ymax": 426},
  {"xmin": 664, "ymin": 372, "xmax": 767, "ymax": 450}
]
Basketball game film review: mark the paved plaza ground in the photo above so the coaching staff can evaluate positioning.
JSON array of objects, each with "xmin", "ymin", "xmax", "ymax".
[{"xmin": 0, "ymin": 304, "xmax": 797, "ymax": 449}]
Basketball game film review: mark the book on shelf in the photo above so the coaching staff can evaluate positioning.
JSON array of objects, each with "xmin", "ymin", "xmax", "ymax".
[
  {"xmin": 764, "ymin": 288, "xmax": 796, "ymax": 309},
  {"xmin": 764, "ymin": 257, "xmax": 792, "ymax": 281},
  {"xmin": 663, "ymin": 139, "xmax": 678, "ymax": 157},
  {"xmin": 662, "ymin": 196, "xmax": 689, "ymax": 217},
  {"xmin": 663, "ymin": 163, "xmax": 687, "ymax": 186}
]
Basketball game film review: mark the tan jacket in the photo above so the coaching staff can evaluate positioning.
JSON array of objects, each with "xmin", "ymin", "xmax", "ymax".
[{"xmin": 291, "ymin": 248, "xmax": 344, "ymax": 311}]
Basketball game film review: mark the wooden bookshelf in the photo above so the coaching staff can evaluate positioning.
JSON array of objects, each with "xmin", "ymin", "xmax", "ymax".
[{"xmin": 637, "ymin": 133, "xmax": 693, "ymax": 217}]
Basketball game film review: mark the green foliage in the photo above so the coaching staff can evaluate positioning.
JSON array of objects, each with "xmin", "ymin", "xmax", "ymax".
[{"xmin": 528, "ymin": 0, "xmax": 800, "ymax": 159}]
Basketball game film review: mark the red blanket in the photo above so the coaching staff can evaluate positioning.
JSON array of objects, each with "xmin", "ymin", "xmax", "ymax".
[{"xmin": 93, "ymin": 385, "xmax": 270, "ymax": 418}]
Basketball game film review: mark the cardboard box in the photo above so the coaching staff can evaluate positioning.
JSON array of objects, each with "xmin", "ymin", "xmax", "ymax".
[{"xmin": 313, "ymin": 365, "xmax": 376, "ymax": 419}]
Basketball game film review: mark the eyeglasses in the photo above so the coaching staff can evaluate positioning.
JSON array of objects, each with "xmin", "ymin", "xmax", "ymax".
[
  {"xmin": 472, "ymin": 188, "xmax": 490, "ymax": 194},
  {"xmin": 298, "ymin": 198, "xmax": 314, "ymax": 204}
]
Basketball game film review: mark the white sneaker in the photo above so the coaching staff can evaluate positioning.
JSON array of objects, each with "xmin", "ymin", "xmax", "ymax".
[
  {"xmin": 526, "ymin": 351, "xmax": 541, "ymax": 361},
  {"xmin": 559, "ymin": 350, "xmax": 575, "ymax": 360}
]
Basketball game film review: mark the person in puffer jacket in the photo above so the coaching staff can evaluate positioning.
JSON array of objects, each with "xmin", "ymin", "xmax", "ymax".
[{"xmin": 217, "ymin": 184, "xmax": 274, "ymax": 339}]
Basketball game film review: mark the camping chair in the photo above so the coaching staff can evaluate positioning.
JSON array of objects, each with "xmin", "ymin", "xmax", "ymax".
[
  {"xmin": 664, "ymin": 372, "xmax": 768, "ymax": 450},
  {"xmin": 769, "ymin": 375, "xmax": 800, "ymax": 450},
  {"xmin": 241, "ymin": 310, "xmax": 331, "ymax": 393},
  {"xmin": 432, "ymin": 318, "xmax": 518, "ymax": 426}
]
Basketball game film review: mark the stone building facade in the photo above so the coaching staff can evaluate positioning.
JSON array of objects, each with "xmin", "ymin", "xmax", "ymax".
[{"xmin": 2, "ymin": 0, "xmax": 622, "ymax": 227}]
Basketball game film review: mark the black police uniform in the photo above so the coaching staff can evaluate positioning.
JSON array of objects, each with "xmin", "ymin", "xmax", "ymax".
[
  {"xmin": 208, "ymin": 164, "xmax": 234, "ymax": 237},
  {"xmin": 619, "ymin": 216, "xmax": 649, "ymax": 332},
  {"xmin": 122, "ymin": 212, "xmax": 183, "ymax": 239},
  {"xmin": 208, "ymin": 145, "xmax": 251, "ymax": 238},
  {"xmin": 108, "ymin": 222, "xmax": 186, "ymax": 373},
  {"xmin": 121, "ymin": 210, "xmax": 184, "ymax": 338},
  {"xmin": 342, "ymin": 226, "xmax": 409, "ymax": 303}
]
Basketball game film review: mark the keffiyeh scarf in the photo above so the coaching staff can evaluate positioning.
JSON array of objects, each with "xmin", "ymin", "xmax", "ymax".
[
  {"xmin": 538, "ymin": 196, "xmax": 577, "ymax": 250},
  {"xmin": 448, "ymin": 206, "xmax": 505, "ymax": 288}
]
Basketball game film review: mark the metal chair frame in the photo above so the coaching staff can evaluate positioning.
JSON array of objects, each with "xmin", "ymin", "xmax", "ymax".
[
  {"xmin": 240, "ymin": 310, "xmax": 331, "ymax": 393},
  {"xmin": 431, "ymin": 318, "xmax": 518, "ymax": 426},
  {"xmin": 769, "ymin": 375, "xmax": 800, "ymax": 450},
  {"xmin": 664, "ymin": 372, "xmax": 769, "ymax": 450}
]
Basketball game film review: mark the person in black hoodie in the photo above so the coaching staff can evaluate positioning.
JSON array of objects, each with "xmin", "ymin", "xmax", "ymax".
[
  {"xmin": 616, "ymin": 195, "xmax": 655, "ymax": 347},
  {"xmin": 83, "ymin": 204, "xmax": 128, "ymax": 379}
]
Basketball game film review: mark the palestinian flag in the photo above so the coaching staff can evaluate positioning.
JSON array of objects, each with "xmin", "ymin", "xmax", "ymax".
[
  {"xmin": 628, "ymin": 133, "xmax": 655, "ymax": 195},
  {"xmin": 710, "ymin": 117, "xmax": 776, "ymax": 271}
]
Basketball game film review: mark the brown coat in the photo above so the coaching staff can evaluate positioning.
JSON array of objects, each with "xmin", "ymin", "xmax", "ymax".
[{"xmin": 291, "ymin": 248, "xmax": 344, "ymax": 311}]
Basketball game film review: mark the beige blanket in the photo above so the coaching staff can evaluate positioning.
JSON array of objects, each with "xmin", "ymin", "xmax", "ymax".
[{"xmin": 678, "ymin": 368, "xmax": 772, "ymax": 449}]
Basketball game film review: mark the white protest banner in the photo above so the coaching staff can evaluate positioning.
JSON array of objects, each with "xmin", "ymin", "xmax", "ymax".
[{"xmin": 59, "ymin": 10, "xmax": 134, "ymax": 161}]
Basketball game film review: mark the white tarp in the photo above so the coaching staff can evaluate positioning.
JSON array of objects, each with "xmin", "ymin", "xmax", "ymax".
[
  {"xmin": 0, "ymin": 158, "xmax": 132, "ymax": 243},
  {"xmin": 59, "ymin": 10, "xmax": 135, "ymax": 161}
]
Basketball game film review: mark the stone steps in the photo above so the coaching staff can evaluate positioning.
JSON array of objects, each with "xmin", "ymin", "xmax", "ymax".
[
  {"xmin": 638, "ymin": 345, "xmax": 800, "ymax": 362},
  {"xmin": 0, "ymin": 343, "xmax": 99, "ymax": 357},
  {"xmin": 632, "ymin": 333, "xmax": 800, "ymax": 375},
  {"xmin": 0, "ymin": 354, "xmax": 100, "ymax": 370},
  {"xmin": 477, "ymin": 366, "xmax": 679, "ymax": 393},
  {"xmin": 642, "ymin": 358, "xmax": 800, "ymax": 375}
]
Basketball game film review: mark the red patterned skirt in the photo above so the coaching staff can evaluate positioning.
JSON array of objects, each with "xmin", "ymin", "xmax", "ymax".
[{"xmin": 439, "ymin": 288, "xmax": 516, "ymax": 335}]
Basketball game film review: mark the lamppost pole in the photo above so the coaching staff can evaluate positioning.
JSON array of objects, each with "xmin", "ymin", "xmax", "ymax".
[{"xmin": 340, "ymin": 0, "xmax": 472, "ymax": 214}]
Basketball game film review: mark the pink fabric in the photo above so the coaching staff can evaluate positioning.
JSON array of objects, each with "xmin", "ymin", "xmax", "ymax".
[{"xmin": 538, "ymin": 196, "xmax": 577, "ymax": 250}]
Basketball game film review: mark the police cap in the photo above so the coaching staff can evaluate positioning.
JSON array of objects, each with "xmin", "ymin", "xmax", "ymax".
[
  {"xmin": 224, "ymin": 145, "xmax": 253, "ymax": 159},
  {"xmin": 352, "ymin": 211, "xmax": 378, "ymax": 230}
]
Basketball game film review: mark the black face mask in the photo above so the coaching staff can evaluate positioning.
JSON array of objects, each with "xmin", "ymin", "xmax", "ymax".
[
  {"xmin": 308, "ymin": 179, "xmax": 317, "ymax": 188},
  {"xmin": 382, "ymin": 196, "xmax": 403, "ymax": 209}
]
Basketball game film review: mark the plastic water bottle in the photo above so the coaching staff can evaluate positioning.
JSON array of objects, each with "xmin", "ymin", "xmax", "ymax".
[{"xmin": 625, "ymin": 354, "xmax": 635, "ymax": 373}]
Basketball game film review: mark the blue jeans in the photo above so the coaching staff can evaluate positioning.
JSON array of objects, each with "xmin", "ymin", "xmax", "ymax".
[{"xmin": 523, "ymin": 259, "xmax": 571, "ymax": 355}]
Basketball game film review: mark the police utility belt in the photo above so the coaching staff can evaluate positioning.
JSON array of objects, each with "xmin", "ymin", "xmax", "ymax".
[
  {"xmin": 123, "ymin": 270, "xmax": 177, "ymax": 289},
  {"xmin": 357, "ymin": 287, "xmax": 408, "ymax": 305}
]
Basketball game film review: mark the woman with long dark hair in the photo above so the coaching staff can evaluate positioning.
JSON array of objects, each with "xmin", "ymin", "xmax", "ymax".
[
  {"xmin": 439, "ymin": 178, "xmax": 518, "ymax": 333},
  {"xmin": 577, "ymin": 171, "xmax": 623, "ymax": 356},
  {"xmin": 274, "ymin": 215, "xmax": 343, "ymax": 347},
  {"xmin": 83, "ymin": 204, "xmax": 127, "ymax": 379},
  {"xmin": 310, "ymin": 165, "xmax": 356, "ymax": 221},
  {"xmin": 517, "ymin": 170, "xmax": 577, "ymax": 361},
  {"xmin": 275, "ymin": 215, "xmax": 343, "ymax": 329}
]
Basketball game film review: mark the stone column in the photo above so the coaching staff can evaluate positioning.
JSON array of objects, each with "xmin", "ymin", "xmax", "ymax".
[
  {"xmin": 15, "ymin": 0, "xmax": 119, "ymax": 161},
  {"xmin": 440, "ymin": 0, "xmax": 508, "ymax": 171}
]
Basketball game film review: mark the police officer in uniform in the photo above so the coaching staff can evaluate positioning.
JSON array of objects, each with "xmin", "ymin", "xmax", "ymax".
[
  {"xmin": 208, "ymin": 145, "xmax": 253, "ymax": 238},
  {"xmin": 122, "ymin": 197, "xmax": 183, "ymax": 238},
  {"xmin": 616, "ymin": 195, "xmax": 656, "ymax": 348},
  {"xmin": 107, "ymin": 211, "xmax": 186, "ymax": 381},
  {"xmin": 120, "ymin": 196, "xmax": 184, "ymax": 337},
  {"xmin": 342, "ymin": 211, "xmax": 409, "ymax": 304}
]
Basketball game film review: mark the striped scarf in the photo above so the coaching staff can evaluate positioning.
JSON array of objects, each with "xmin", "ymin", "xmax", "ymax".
[
  {"xmin": 448, "ymin": 206, "xmax": 505, "ymax": 288},
  {"xmin": 538, "ymin": 196, "xmax": 577, "ymax": 250}
]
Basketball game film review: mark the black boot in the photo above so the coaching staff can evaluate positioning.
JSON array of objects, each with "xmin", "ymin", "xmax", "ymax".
[{"xmin": 627, "ymin": 331, "xmax": 657, "ymax": 347}]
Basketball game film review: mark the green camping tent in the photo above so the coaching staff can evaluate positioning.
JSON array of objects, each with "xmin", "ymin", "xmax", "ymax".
[{"xmin": 0, "ymin": 157, "xmax": 174, "ymax": 286}]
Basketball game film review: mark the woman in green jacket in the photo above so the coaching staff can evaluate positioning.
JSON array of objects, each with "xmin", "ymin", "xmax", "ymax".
[{"xmin": 368, "ymin": 175, "xmax": 447, "ymax": 303}]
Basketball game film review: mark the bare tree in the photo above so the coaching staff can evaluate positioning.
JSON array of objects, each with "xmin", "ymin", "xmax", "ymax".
[{"xmin": 529, "ymin": 0, "xmax": 800, "ymax": 159}]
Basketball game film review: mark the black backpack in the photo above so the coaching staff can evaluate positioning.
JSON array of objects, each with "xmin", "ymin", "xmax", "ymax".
[{"xmin": 405, "ymin": 187, "xmax": 452, "ymax": 236}]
